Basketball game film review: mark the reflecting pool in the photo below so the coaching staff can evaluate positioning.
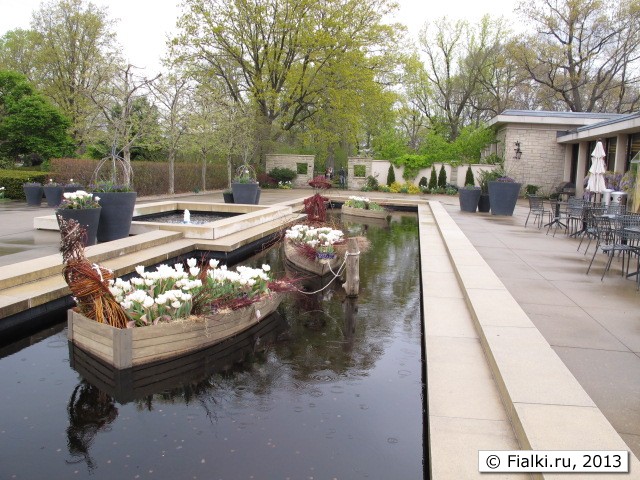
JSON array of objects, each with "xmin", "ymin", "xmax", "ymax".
[{"xmin": 0, "ymin": 212, "xmax": 425, "ymax": 479}]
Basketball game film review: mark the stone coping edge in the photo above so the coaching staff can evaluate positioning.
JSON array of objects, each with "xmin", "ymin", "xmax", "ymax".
[{"xmin": 427, "ymin": 201, "xmax": 640, "ymax": 479}]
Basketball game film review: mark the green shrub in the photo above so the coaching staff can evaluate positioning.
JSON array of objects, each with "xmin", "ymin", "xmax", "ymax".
[
  {"xmin": 365, "ymin": 175, "xmax": 379, "ymax": 191},
  {"xmin": 464, "ymin": 166, "xmax": 475, "ymax": 186},
  {"xmin": 0, "ymin": 170, "xmax": 48, "ymax": 199},
  {"xmin": 296, "ymin": 162, "xmax": 308, "ymax": 175},
  {"xmin": 387, "ymin": 164, "xmax": 395, "ymax": 186},
  {"xmin": 268, "ymin": 167, "xmax": 297, "ymax": 183},
  {"xmin": 438, "ymin": 165, "xmax": 447, "ymax": 188},
  {"xmin": 353, "ymin": 164, "xmax": 366, "ymax": 177},
  {"xmin": 418, "ymin": 176, "xmax": 428, "ymax": 188},
  {"xmin": 428, "ymin": 169, "xmax": 437, "ymax": 190}
]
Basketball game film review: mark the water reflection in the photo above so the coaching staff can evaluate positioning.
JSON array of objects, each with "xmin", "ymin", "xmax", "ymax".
[{"xmin": 66, "ymin": 382, "xmax": 118, "ymax": 472}]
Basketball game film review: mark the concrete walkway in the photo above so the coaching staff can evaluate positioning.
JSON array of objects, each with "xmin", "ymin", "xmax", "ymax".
[{"xmin": 436, "ymin": 196, "xmax": 640, "ymax": 460}]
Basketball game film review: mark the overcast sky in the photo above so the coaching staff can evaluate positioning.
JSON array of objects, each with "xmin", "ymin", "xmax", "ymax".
[{"xmin": 0, "ymin": 0, "xmax": 520, "ymax": 74}]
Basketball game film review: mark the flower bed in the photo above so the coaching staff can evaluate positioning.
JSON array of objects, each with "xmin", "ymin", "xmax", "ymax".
[
  {"xmin": 342, "ymin": 196, "xmax": 389, "ymax": 220},
  {"xmin": 283, "ymin": 224, "xmax": 345, "ymax": 276}
]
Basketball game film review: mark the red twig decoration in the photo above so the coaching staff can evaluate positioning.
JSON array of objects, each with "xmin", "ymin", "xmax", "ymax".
[
  {"xmin": 59, "ymin": 217, "xmax": 130, "ymax": 328},
  {"xmin": 303, "ymin": 193, "xmax": 328, "ymax": 222}
]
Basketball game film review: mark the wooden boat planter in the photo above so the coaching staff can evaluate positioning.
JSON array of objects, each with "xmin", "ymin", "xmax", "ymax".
[
  {"xmin": 67, "ymin": 293, "xmax": 282, "ymax": 370},
  {"xmin": 341, "ymin": 204, "xmax": 389, "ymax": 220},
  {"xmin": 69, "ymin": 310, "xmax": 288, "ymax": 403},
  {"xmin": 283, "ymin": 238, "xmax": 341, "ymax": 277}
]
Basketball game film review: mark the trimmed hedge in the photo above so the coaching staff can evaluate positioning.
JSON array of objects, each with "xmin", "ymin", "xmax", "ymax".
[
  {"xmin": 49, "ymin": 158, "xmax": 228, "ymax": 196},
  {"xmin": 0, "ymin": 170, "xmax": 48, "ymax": 199}
]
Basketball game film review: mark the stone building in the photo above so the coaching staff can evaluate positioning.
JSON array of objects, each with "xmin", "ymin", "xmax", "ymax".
[{"xmin": 487, "ymin": 110, "xmax": 640, "ymax": 197}]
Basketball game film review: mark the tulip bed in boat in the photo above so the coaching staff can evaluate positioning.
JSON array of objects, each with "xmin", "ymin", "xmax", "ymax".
[
  {"xmin": 341, "ymin": 196, "xmax": 389, "ymax": 220},
  {"xmin": 67, "ymin": 258, "xmax": 286, "ymax": 369},
  {"xmin": 283, "ymin": 224, "xmax": 344, "ymax": 276},
  {"xmin": 67, "ymin": 293, "xmax": 281, "ymax": 369}
]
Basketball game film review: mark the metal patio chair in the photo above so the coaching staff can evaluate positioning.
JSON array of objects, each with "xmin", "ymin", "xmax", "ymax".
[{"xmin": 525, "ymin": 195, "xmax": 551, "ymax": 228}]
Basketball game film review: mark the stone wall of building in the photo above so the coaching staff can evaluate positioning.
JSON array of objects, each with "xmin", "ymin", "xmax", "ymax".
[
  {"xmin": 498, "ymin": 125, "xmax": 567, "ymax": 195},
  {"xmin": 265, "ymin": 154, "xmax": 315, "ymax": 188}
]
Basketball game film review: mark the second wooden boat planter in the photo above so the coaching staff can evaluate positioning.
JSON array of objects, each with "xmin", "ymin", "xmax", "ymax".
[
  {"xmin": 341, "ymin": 204, "xmax": 390, "ymax": 220},
  {"xmin": 283, "ymin": 238, "xmax": 341, "ymax": 277},
  {"xmin": 67, "ymin": 294, "xmax": 282, "ymax": 369}
]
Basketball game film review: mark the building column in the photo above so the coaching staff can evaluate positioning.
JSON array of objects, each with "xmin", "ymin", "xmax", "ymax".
[
  {"xmin": 614, "ymin": 134, "xmax": 628, "ymax": 173},
  {"xmin": 575, "ymin": 141, "xmax": 589, "ymax": 197},
  {"xmin": 563, "ymin": 145, "xmax": 573, "ymax": 181}
]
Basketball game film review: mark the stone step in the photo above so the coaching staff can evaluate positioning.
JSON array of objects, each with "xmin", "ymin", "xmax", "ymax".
[{"xmin": 0, "ymin": 230, "xmax": 184, "ymax": 291}]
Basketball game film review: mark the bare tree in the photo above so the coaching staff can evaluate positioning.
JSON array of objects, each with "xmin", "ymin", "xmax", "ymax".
[
  {"xmin": 151, "ymin": 73, "xmax": 193, "ymax": 194},
  {"xmin": 92, "ymin": 64, "xmax": 160, "ymax": 187},
  {"xmin": 514, "ymin": 0, "xmax": 640, "ymax": 112}
]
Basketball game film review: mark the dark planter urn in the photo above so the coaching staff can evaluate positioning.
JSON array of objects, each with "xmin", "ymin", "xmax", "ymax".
[
  {"xmin": 94, "ymin": 191, "xmax": 137, "ymax": 242},
  {"xmin": 478, "ymin": 193, "xmax": 490, "ymax": 212},
  {"xmin": 23, "ymin": 185, "xmax": 43, "ymax": 206},
  {"xmin": 43, "ymin": 185, "xmax": 64, "ymax": 207},
  {"xmin": 64, "ymin": 184, "xmax": 82, "ymax": 193},
  {"xmin": 458, "ymin": 187, "xmax": 481, "ymax": 212},
  {"xmin": 231, "ymin": 182, "xmax": 260, "ymax": 204},
  {"xmin": 56, "ymin": 207, "xmax": 101, "ymax": 246},
  {"xmin": 223, "ymin": 192, "xmax": 234, "ymax": 203},
  {"xmin": 488, "ymin": 181, "xmax": 522, "ymax": 216}
]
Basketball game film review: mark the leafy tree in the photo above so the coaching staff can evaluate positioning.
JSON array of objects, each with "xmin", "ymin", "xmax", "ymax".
[
  {"xmin": 28, "ymin": 0, "xmax": 120, "ymax": 150},
  {"xmin": 514, "ymin": 0, "xmax": 640, "ymax": 112},
  {"xmin": 173, "ymin": 0, "xmax": 404, "ymax": 167},
  {"xmin": 0, "ymin": 70, "xmax": 74, "ymax": 163},
  {"xmin": 437, "ymin": 165, "xmax": 447, "ymax": 188},
  {"xmin": 464, "ymin": 166, "xmax": 475, "ymax": 186},
  {"xmin": 387, "ymin": 164, "xmax": 396, "ymax": 186},
  {"xmin": 417, "ymin": 15, "xmax": 508, "ymax": 139},
  {"xmin": 0, "ymin": 30, "xmax": 40, "ymax": 79},
  {"xmin": 428, "ymin": 168, "xmax": 438, "ymax": 190}
]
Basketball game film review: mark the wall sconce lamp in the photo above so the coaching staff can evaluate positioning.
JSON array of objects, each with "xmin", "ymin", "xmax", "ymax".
[{"xmin": 514, "ymin": 141, "xmax": 523, "ymax": 160}]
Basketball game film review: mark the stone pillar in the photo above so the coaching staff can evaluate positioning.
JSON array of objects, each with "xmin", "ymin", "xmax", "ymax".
[
  {"xmin": 614, "ymin": 134, "xmax": 628, "ymax": 173},
  {"xmin": 575, "ymin": 142, "xmax": 589, "ymax": 197},
  {"xmin": 563, "ymin": 145, "xmax": 573, "ymax": 181}
]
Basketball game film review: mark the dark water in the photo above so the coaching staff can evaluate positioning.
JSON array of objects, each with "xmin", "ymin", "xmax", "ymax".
[
  {"xmin": 134, "ymin": 210, "xmax": 236, "ymax": 225},
  {"xmin": 0, "ymin": 213, "xmax": 425, "ymax": 480}
]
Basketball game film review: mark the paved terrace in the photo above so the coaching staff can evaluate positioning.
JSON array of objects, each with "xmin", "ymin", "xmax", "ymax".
[{"xmin": 0, "ymin": 189, "xmax": 639, "ymax": 479}]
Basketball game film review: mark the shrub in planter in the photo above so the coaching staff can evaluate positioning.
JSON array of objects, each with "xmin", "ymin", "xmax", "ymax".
[{"xmin": 464, "ymin": 166, "xmax": 475, "ymax": 186}]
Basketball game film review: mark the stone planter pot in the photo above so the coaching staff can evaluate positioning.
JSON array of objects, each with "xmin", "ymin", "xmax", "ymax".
[
  {"xmin": 223, "ymin": 192, "xmax": 234, "ymax": 203},
  {"xmin": 56, "ymin": 207, "xmax": 101, "ymax": 246},
  {"xmin": 478, "ymin": 193, "xmax": 490, "ymax": 212},
  {"xmin": 23, "ymin": 184, "xmax": 43, "ymax": 206},
  {"xmin": 94, "ymin": 191, "xmax": 137, "ymax": 242},
  {"xmin": 231, "ymin": 182, "xmax": 259, "ymax": 204},
  {"xmin": 488, "ymin": 181, "xmax": 522, "ymax": 216},
  {"xmin": 458, "ymin": 187, "xmax": 481, "ymax": 212},
  {"xmin": 43, "ymin": 185, "xmax": 64, "ymax": 207}
]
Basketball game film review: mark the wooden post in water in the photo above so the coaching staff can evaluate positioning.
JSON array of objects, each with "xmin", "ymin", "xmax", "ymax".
[{"xmin": 344, "ymin": 237, "xmax": 360, "ymax": 297}]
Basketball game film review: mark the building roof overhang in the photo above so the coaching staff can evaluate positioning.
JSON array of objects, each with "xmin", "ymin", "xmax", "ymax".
[
  {"xmin": 487, "ymin": 110, "xmax": 622, "ymax": 129},
  {"xmin": 556, "ymin": 112, "xmax": 640, "ymax": 143}
]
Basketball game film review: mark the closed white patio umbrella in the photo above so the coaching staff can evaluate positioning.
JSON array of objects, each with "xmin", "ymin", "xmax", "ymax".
[{"xmin": 587, "ymin": 141, "xmax": 607, "ymax": 198}]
